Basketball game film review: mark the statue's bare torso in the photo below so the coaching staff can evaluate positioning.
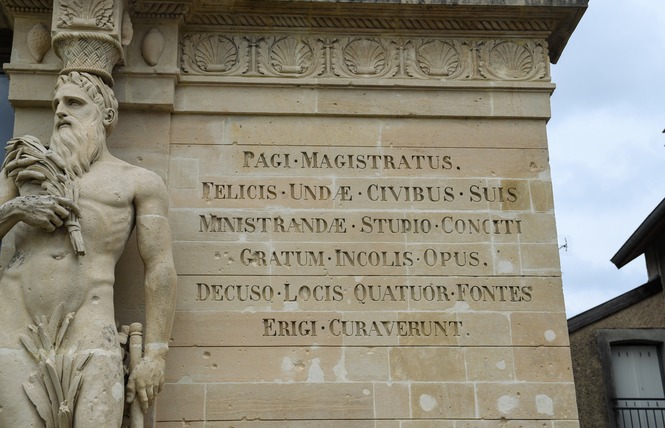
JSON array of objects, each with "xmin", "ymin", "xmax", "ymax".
[
  {"xmin": 0, "ymin": 153, "xmax": 167, "ymax": 426},
  {"xmin": 0, "ymin": 73, "xmax": 176, "ymax": 427},
  {"xmin": 1, "ymin": 154, "xmax": 154, "ymax": 336},
  {"xmin": 9, "ymin": 159, "xmax": 134, "ymax": 310}
]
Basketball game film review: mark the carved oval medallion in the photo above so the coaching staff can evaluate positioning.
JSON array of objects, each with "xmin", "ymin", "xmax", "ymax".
[
  {"xmin": 27, "ymin": 23, "xmax": 50, "ymax": 63},
  {"xmin": 141, "ymin": 28, "xmax": 165, "ymax": 66}
]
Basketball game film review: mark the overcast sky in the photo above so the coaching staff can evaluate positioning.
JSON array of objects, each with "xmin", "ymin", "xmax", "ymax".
[{"xmin": 548, "ymin": 0, "xmax": 665, "ymax": 316}]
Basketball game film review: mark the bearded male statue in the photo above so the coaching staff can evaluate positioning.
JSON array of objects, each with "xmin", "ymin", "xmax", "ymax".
[{"xmin": 0, "ymin": 71, "xmax": 177, "ymax": 426}]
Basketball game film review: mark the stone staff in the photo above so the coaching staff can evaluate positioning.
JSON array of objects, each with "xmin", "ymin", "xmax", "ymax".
[{"xmin": 129, "ymin": 323, "xmax": 144, "ymax": 428}]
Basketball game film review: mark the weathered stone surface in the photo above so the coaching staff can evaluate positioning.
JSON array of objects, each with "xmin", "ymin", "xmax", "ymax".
[
  {"xmin": 1, "ymin": 0, "xmax": 585, "ymax": 425},
  {"xmin": 0, "ymin": 72, "xmax": 176, "ymax": 427}
]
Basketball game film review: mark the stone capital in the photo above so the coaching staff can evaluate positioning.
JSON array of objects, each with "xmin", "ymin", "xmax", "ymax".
[{"xmin": 50, "ymin": 0, "xmax": 132, "ymax": 85}]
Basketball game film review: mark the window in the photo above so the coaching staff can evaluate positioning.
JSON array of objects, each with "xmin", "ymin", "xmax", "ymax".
[
  {"xmin": 598, "ymin": 330, "xmax": 665, "ymax": 428},
  {"xmin": 612, "ymin": 344, "xmax": 665, "ymax": 427}
]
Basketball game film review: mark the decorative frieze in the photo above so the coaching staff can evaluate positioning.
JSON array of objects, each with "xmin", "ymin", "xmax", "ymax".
[{"xmin": 181, "ymin": 33, "xmax": 549, "ymax": 81}]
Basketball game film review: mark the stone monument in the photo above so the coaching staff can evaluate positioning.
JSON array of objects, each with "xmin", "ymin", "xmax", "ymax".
[
  {"xmin": 0, "ymin": 0, "xmax": 587, "ymax": 426},
  {"xmin": 0, "ymin": 1, "xmax": 176, "ymax": 426}
]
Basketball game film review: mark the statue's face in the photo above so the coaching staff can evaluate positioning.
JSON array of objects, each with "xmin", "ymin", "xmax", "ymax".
[
  {"xmin": 52, "ymin": 82, "xmax": 104, "ymax": 133},
  {"xmin": 50, "ymin": 82, "xmax": 110, "ymax": 176}
]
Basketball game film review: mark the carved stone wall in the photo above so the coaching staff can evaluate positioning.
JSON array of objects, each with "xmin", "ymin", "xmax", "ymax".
[{"xmin": 2, "ymin": 0, "xmax": 587, "ymax": 426}]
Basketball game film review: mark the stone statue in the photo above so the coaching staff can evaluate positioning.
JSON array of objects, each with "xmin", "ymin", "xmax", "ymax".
[{"xmin": 0, "ymin": 71, "xmax": 177, "ymax": 427}]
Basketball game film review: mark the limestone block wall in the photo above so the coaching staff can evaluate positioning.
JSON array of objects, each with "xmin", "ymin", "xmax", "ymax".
[{"xmin": 2, "ymin": 0, "xmax": 586, "ymax": 426}]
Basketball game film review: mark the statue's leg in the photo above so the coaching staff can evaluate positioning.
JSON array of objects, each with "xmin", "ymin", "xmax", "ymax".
[
  {"xmin": 0, "ymin": 294, "xmax": 43, "ymax": 427},
  {"xmin": 0, "ymin": 347, "xmax": 43, "ymax": 427},
  {"xmin": 53, "ymin": 295, "xmax": 127, "ymax": 427},
  {"xmin": 73, "ymin": 347, "xmax": 125, "ymax": 428}
]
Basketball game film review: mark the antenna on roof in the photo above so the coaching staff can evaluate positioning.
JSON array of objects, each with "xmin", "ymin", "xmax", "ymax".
[{"xmin": 559, "ymin": 237, "xmax": 569, "ymax": 252}]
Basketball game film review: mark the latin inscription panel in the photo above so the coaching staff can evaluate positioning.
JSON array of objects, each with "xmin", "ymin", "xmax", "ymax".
[{"xmin": 168, "ymin": 115, "xmax": 562, "ymax": 350}]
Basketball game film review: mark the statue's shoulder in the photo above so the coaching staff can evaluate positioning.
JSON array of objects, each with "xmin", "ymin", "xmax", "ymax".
[
  {"xmin": 118, "ymin": 162, "xmax": 168, "ymax": 205},
  {"xmin": 98, "ymin": 156, "xmax": 165, "ymax": 186},
  {"xmin": 91, "ymin": 156, "xmax": 167, "ymax": 204},
  {"xmin": 123, "ymin": 162, "xmax": 164, "ymax": 187}
]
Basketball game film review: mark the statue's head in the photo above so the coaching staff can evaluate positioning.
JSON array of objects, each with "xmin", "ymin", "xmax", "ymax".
[
  {"xmin": 53, "ymin": 71, "xmax": 118, "ymax": 136},
  {"xmin": 50, "ymin": 71, "xmax": 118, "ymax": 176}
]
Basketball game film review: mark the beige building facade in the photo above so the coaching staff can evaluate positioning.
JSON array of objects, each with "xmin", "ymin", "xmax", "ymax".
[{"xmin": 1, "ymin": 0, "xmax": 586, "ymax": 426}]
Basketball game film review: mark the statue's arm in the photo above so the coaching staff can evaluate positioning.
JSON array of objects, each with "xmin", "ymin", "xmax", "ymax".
[
  {"xmin": 0, "ymin": 172, "xmax": 21, "ymax": 238},
  {"xmin": 0, "ymin": 162, "xmax": 80, "ymax": 239},
  {"xmin": 126, "ymin": 169, "xmax": 177, "ymax": 412}
]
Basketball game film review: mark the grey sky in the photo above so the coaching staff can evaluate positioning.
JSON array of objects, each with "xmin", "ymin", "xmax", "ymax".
[{"xmin": 548, "ymin": 0, "xmax": 665, "ymax": 316}]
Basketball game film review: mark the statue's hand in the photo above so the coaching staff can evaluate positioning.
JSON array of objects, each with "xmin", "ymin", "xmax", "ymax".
[
  {"xmin": 3, "ymin": 155, "xmax": 42, "ymax": 177},
  {"xmin": 7, "ymin": 195, "xmax": 81, "ymax": 232},
  {"xmin": 126, "ymin": 355, "xmax": 166, "ymax": 413}
]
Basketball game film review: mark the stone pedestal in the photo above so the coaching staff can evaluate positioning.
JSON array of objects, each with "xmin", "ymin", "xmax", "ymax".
[{"xmin": 2, "ymin": 0, "xmax": 586, "ymax": 425}]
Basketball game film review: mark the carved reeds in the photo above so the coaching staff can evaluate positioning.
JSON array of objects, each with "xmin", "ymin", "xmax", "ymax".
[
  {"xmin": 20, "ymin": 303, "xmax": 91, "ymax": 428},
  {"xmin": 3, "ymin": 136, "xmax": 85, "ymax": 255}
]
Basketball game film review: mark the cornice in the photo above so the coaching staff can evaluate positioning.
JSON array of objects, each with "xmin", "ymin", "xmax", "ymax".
[
  {"xmin": 0, "ymin": 0, "xmax": 52, "ymax": 14},
  {"xmin": 1, "ymin": 0, "xmax": 586, "ymax": 63},
  {"xmin": 132, "ymin": 0, "xmax": 587, "ymax": 63},
  {"xmin": 187, "ymin": 13, "xmax": 560, "ymax": 34},
  {"xmin": 128, "ymin": 0, "xmax": 191, "ymax": 20}
]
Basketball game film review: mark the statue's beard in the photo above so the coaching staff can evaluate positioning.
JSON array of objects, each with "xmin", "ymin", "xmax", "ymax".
[{"xmin": 50, "ymin": 118, "xmax": 105, "ymax": 178}]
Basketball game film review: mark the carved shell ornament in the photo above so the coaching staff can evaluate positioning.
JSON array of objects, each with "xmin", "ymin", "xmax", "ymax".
[
  {"xmin": 258, "ymin": 37, "xmax": 325, "ymax": 77},
  {"xmin": 415, "ymin": 40, "xmax": 461, "ymax": 77},
  {"xmin": 491, "ymin": 42, "xmax": 532, "ymax": 77},
  {"xmin": 182, "ymin": 34, "xmax": 248, "ymax": 75},
  {"xmin": 269, "ymin": 37, "xmax": 312, "ymax": 74},
  {"xmin": 332, "ymin": 38, "xmax": 398, "ymax": 78},
  {"xmin": 343, "ymin": 38, "xmax": 386, "ymax": 75},
  {"xmin": 196, "ymin": 36, "xmax": 237, "ymax": 72},
  {"xmin": 57, "ymin": 0, "xmax": 115, "ymax": 30},
  {"xmin": 27, "ymin": 23, "xmax": 50, "ymax": 63},
  {"xmin": 480, "ymin": 40, "xmax": 547, "ymax": 80}
]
